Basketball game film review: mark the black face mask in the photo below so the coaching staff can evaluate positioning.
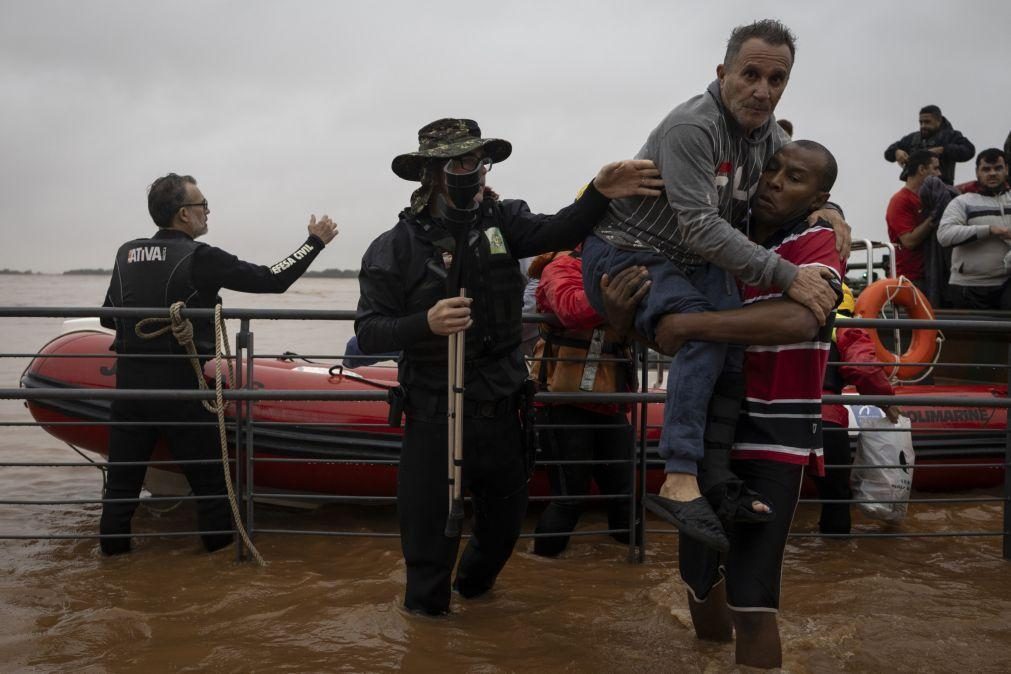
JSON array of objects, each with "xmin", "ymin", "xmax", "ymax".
[
  {"xmin": 440, "ymin": 160, "xmax": 482, "ymax": 232},
  {"xmin": 443, "ymin": 160, "xmax": 482, "ymax": 211}
]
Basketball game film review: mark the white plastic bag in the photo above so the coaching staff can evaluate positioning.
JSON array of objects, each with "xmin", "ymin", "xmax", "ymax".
[{"xmin": 851, "ymin": 411, "xmax": 915, "ymax": 523}]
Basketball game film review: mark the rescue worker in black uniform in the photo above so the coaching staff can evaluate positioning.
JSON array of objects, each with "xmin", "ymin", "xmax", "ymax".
[
  {"xmin": 99, "ymin": 173, "xmax": 338, "ymax": 555},
  {"xmin": 355, "ymin": 118, "xmax": 662, "ymax": 615}
]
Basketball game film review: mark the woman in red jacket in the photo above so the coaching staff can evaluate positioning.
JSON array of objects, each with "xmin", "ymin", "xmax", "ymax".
[{"xmin": 528, "ymin": 248, "xmax": 636, "ymax": 556}]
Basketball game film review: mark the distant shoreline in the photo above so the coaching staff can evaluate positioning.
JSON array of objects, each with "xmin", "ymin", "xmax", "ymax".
[{"xmin": 1, "ymin": 268, "xmax": 358, "ymax": 277}]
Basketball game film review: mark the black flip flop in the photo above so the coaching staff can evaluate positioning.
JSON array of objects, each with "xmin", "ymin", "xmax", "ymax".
[{"xmin": 642, "ymin": 494, "xmax": 729, "ymax": 552}]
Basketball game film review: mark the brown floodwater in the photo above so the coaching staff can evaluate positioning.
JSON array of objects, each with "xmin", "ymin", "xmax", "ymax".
[{"xmin": 2, "ymin": 275, "xmax": 1010, "ymax": 672}]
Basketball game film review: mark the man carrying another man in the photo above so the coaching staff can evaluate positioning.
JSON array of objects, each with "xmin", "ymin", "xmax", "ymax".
[
  {"xmin": 581, "ymin": 19, "xmax": 847, "ymax": 550},
  {"xmin": 603, "ymin": 140, "xmax": 844, "ymax": 669}
]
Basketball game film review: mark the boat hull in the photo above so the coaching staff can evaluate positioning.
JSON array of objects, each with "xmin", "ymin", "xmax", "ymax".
[{"xmin": 20, "ymin": 331, "xmax": 1006, "ymax": 496}]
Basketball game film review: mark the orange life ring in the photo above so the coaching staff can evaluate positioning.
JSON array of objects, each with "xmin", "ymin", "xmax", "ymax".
[{"xmin": 853, "ymin": 278, "xmax": 938, "ymax": 380}]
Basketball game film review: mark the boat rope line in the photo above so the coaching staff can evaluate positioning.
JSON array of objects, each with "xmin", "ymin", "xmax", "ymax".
[
  {"xmin": 64, "ymin": 441, "xmax": 107, "ymax": 491},
  {"xmin": 70, "ymin": 437, "xmax": 187, "ymax": 514},
  {"xmin": 326, "ymin": 364, "xmax": 397, "ymax": 389},
  {"xmin": 135, "ymin": 301, "xmax": 266, "ymax": 566}
]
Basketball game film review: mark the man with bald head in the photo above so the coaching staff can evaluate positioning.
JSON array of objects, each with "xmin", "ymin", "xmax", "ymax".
[
  {"xmin": 580, "ymin": 20, "xmax": 849, "ymax": 550},
  {"xmin": 603, "ymin": 140, "xmax": 845, "ymax": 668}
]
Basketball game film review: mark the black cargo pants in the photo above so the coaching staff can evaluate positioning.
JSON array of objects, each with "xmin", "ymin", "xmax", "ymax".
[{"xmin": 398, "ymin": 393, "xmax": 529, "ymax": 615}]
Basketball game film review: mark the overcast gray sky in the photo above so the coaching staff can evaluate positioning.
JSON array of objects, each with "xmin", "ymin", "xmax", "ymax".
[{"xmin": 1, "ymin": 0, "xmax": 1008, "ymax": 274}]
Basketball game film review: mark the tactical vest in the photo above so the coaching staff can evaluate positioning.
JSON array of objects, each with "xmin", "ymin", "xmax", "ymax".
[
  {"xmin": 112, "ymin": 235, "xmax": 219, "ymax": 355},
  {"xmin": 408, "ymin": 210, "xmax": 526, "ymax": 365}
]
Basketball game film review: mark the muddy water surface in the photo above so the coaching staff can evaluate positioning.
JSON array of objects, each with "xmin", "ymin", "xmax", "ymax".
[{"xmin": 1, "ymin": 275, "xmax": 1009, "ymax": 672}]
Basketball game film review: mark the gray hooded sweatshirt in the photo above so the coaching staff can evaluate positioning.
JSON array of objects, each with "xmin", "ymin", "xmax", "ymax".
[
  {"xmin": 936, "ymin": 188, "xmax": 1011, "ymax": 287},
  {"xmin": 596, "ymin": 80, "xmax": 797, "ymax": 291}
]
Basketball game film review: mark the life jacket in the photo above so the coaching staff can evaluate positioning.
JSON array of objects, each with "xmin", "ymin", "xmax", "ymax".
[
  {"xmin": 528, "ymin": 251, "xmax": 633, "ymax": 394},
  {"xmin": 112, "ymin": 234, "xmax": 219, "ymax": 355},
  {"xmin": 408, "ymin": 206, "xmax": 526, "ymax": 366}
]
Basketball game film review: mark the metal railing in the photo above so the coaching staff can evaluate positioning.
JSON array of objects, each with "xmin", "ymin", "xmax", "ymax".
[{"xmin": 1, "ymin": 306, "xmax": 1009, "ymax": 563}]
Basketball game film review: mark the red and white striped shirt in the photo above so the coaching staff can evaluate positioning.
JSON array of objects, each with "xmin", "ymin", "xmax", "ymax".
[{"xmin": 731, "ymin": 220, "xmax": 844, "ymax": 476}]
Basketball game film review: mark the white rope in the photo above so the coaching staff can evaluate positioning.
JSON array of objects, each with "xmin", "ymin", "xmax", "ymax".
[
  {"xmin": 880, "ymin": 277, "xmax": 907, "ymax": 380},
  {"xmin": 880, "ymin": 276, "xmax": 943, "ymax": 384}
]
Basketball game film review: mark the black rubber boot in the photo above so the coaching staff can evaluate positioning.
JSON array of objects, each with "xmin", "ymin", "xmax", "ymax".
[
  {"xmin": 100, "ymin": 536, "xmax": 132, "ymax": 556},
  {"xmin": 202, "ymin": 532, "xmax": 235, "ymax": 553},
  {"xmin": 818, "ymin": 504, "xmax": 852, "ymax": 536},
  {"xmin": 533, "ymin": 501, "xmax": 580, "ymax": 557}
]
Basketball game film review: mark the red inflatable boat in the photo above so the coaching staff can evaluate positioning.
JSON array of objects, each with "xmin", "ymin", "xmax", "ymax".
[{"xmin": 19, "ymin": 329, "xmax": 1006, "ymax": 497}]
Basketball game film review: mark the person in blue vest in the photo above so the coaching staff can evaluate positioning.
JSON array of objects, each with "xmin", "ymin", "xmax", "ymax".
[{"xmin": 99, "ymin": 173, "xmax": 337, "ymax": 555}]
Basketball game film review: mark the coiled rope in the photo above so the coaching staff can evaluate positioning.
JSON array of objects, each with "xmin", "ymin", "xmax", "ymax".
[{"xmin": 135, "ymin": 301, "xmax": 266, "ymax": 565}]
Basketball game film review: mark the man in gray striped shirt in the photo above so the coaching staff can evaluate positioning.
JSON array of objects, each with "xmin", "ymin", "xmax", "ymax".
[{"xmin": 581, "ymin": 19, "xmax": 847, "ymax": 550}]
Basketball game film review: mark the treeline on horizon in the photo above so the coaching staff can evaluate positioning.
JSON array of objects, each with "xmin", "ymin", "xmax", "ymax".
[{"xmin": 1, "ymin": 268, "xmax": 359, "ymax": 278}]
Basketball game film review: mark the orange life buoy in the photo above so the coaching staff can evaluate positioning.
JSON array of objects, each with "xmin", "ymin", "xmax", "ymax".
[{"xmin": 853, "ymin": 278, "xmax": 939, "ymax": 380}]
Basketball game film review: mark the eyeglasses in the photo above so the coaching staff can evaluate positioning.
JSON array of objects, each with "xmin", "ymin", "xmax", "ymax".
[
  {"xmin": 447, "ymin": 156, "xmax": 492, "ymax": 174},
  {"xmin": 180, "ymin": 200, "xmax": 209, "ymax": 211}
]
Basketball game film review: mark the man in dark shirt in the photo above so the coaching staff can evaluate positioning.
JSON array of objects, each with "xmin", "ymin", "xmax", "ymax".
[
  {"xmin": 885, "ymin": 105, "xmax": 975, "ymax": 185},
  {"xmin": 99, "ymin": 173, "xmax": 337, "ymax": 555},
  {"xmin": 355, "ymin": 118, "xmax": 661, "ymax": 616}
]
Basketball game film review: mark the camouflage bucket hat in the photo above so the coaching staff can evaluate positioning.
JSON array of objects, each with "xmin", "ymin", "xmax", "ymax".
[{"xmin": 392, "ymin": 118, "xmax": 512, "ymax": 181}]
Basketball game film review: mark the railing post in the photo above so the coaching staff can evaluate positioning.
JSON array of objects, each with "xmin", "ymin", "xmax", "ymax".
[
  {"xmin": 1004, "ymin": 344, "xmax": 1011, "ymax": 561},
  {"xmin": 625, "ymin": 346, "xmax": 638, "ymax": 564},
  {"xmin": 233, "ymin": 319, "xmax": 248, "ymax": 562},
  {"xmin": 244, "ymin": 326, "xmax": 256, "ymax": 548},
  {"xmin": 635, "ymin": 344, "xmax": 649, "ymax": 563}
]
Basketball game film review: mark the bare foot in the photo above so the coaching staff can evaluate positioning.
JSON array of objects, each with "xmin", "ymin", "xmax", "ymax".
[{"xmin": 659, "ymin": 472, "xmax": 702, "ymax": 502}]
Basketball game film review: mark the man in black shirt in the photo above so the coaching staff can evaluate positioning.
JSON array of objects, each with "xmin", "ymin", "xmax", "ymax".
[
  {"xmin": 99, "ymin": 173, "xmax": 337, "ymax": 555},
  {"xmin": 356, "ymin": 118, "xmax": 661, "ymax": 615}
]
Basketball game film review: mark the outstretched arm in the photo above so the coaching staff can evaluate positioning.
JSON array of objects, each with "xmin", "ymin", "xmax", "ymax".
[
  {"xmin": 194, "ymin": 215, "xmax": 338, "ymax": 293},
  {"xmin": 598, "ymin": 264, "xmax": 819, "ymax": 356},
  {"xmin": 652, "ymin": 299, "xmax": 818, "ymax": 356},
  {"xmin": 506, "ymin": 160, "xmax": 663, "ymax": 260}
]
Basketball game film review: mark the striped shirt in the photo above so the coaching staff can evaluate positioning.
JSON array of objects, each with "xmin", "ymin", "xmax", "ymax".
[
  {"xmin": 731, "ymin": 220, "xmax": 844, "ymax": 475},
  {"xmin": 936, "ymin": 187, "xmax": 1011, "ymax": 287}
]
